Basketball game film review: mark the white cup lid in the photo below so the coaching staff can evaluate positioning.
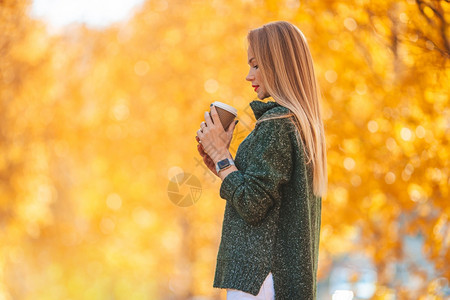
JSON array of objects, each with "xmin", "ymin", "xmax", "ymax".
[{"xmin": 212, "ymin": 101, "xmax": 237, "ymax": 116}]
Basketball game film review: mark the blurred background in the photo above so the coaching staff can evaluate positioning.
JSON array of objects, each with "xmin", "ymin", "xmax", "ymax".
[{"xmin": 0, "ymin": 0, "xmax": 449, "ymax": 299}]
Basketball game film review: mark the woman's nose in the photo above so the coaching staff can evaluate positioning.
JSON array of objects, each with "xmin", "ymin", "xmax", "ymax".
[{"xmin": 246, "ymin": 71, "xmax": 254, "ymax": 82}]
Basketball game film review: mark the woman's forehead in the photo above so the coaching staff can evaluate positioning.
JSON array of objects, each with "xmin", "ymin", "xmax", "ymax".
[{"xmin": 247, "ymin": 47, "xmax": 254, "ymax": 57}]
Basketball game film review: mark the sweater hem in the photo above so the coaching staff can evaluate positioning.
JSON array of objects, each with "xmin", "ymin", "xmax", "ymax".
[{"xmin": 213, "ymin": 258, "xmax": 271, "ymax": 296}]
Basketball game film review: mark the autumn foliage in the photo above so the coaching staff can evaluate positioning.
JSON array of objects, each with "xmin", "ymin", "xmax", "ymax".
[{"xmin": 0, "ymin": 0, "xmax": 449, "ymax": 299}]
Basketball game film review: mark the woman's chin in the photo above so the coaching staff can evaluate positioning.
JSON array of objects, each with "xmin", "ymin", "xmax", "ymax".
[{"xmin": 257, "ymin": 93, "xmax": 270, "ymax": 100}]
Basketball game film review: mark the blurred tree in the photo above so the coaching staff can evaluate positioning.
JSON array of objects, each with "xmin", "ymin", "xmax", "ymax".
[
  {"xmin": 283, "ymin": 0, "xmax": 449, "ymax": 297},
  {"xmin": 0, "ymin": 0, "xmax": 448, "ymax": 299}
]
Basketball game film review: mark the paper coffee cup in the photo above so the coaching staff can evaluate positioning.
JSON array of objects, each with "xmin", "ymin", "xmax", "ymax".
[{"xmin": 210, "ymin": 101, "xmax": 237, "ymax": 131}]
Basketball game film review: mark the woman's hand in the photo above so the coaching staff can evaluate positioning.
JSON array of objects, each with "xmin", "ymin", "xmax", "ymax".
[
  {"xmin": 196, "ymin": 105, "xmax": 237, "ymax": 163},
  {"xmin": 196, "ymin": 135, "xmax": 218, "ymax": 177}
]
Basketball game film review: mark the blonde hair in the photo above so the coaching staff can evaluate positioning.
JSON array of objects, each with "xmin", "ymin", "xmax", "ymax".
[{"xmin": 247, "ymin": 21, "xmax": 328, "ymax": 197}]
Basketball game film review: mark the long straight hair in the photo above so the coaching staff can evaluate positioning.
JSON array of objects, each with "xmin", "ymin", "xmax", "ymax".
[{"xmin": 247, "ymin": 21, "xmax": 328, "ymax": 197}]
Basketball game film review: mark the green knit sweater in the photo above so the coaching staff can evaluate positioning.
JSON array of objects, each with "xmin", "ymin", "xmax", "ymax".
[{"xmin": 213, "ymin": 100, "xmax": 322, "ymax": 300}]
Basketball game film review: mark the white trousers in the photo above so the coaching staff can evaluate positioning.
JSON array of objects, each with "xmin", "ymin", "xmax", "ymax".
[{"xmin": 226, "ymin": 272, "xmax": 275, "ymax": 300}]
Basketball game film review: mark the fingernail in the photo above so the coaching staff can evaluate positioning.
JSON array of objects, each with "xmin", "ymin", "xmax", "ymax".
[
  {"xmin": 210, "ymin": 103, "xmax": 213, "ymax": 107},
  {"xmin": 235, "ymin": 120, "xmax": 239, "ymax": 125}
]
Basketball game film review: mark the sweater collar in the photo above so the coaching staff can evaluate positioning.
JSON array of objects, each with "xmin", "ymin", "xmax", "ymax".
[{"xmin": 249, "ymin": 100, "xmax": 283, "ymax": 120}]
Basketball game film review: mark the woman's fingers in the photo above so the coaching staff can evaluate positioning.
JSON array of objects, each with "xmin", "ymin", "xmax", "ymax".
[
  {"xmin": 196, "ymin": 134, "xmax": 217, "ymax": 175},
  {"xmin": 204, "ymin": 154, "xmax": 213, "ymax": 163},
  {"xmin": 197, "ymin": 143, "xmax": 206, "ymax": 156},
  {"xmin": 198, "ymin": 144, "xmax": 213, "ymax": 165},
  {"xmin": 196, "ymin": 135, "xmax": 206, "ymax": 153},
  {"xmin": 196, "ymin": 134, "xmax": 214, "ymax": 170},
  {"xmin": 204, "ymin": 156, "xmax": 214, "ymax": 169},
  {"xmin": 197, "ymin": 142, "xmax": 206, "ymax": 154}
]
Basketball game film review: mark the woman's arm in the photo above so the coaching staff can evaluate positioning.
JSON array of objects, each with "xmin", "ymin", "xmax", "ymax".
[{"xmin": 218, "ymin": 118, "xmax": 293, "ymax": 226}]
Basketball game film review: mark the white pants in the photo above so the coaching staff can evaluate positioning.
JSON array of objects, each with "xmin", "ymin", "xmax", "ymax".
[{"xmin": 226, "ymin": 272, "xmax": 275, "ymax": 300}]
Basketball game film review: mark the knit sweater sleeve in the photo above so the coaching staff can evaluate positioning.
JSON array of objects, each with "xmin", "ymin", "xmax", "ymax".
[{"xmin": 219, "ymin": 118, "xmax": 293, "ymax": 226}]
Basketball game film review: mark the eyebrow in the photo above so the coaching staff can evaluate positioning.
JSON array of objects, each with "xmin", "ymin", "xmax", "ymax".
[{"xmin": 248, "ymin": 57, "xmax": 255, "ymax": 65}]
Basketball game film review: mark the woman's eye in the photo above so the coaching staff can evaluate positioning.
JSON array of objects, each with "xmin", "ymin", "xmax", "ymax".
[{"xmin": 253, "ymin": 65, "xmax": 259, "ymax": 69}]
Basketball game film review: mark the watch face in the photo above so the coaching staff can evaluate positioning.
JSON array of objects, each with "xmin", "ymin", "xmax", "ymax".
[{"xmin": 218, "ymin": 159, "xmax": 230, "ymax": 168}]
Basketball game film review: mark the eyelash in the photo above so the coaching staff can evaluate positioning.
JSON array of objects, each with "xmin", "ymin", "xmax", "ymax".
[{"xmin": 253, "ymin": 65, "xmax": 259, "ymax": 69}]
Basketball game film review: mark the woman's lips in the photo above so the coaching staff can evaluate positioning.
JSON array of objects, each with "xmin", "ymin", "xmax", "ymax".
[{"xmin": 252, "ymin": 85, "xmax": 259, "ymax": 92}]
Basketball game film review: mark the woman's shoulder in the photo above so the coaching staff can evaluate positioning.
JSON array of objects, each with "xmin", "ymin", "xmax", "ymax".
[{"xmin": 253, "ymin": 107, "xmax": 301, "ymax": 150}]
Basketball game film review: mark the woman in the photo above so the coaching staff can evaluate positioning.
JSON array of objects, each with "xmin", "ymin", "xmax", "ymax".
[{"xmin": 196, "ymin": 21, "xmax": 327, "ymax": 300}]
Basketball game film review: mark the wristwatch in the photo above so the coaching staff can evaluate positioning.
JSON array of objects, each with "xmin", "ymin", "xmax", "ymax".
[{"xmin": 215, "ymin": 158, "xmax": 235, "ymax": 174}]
